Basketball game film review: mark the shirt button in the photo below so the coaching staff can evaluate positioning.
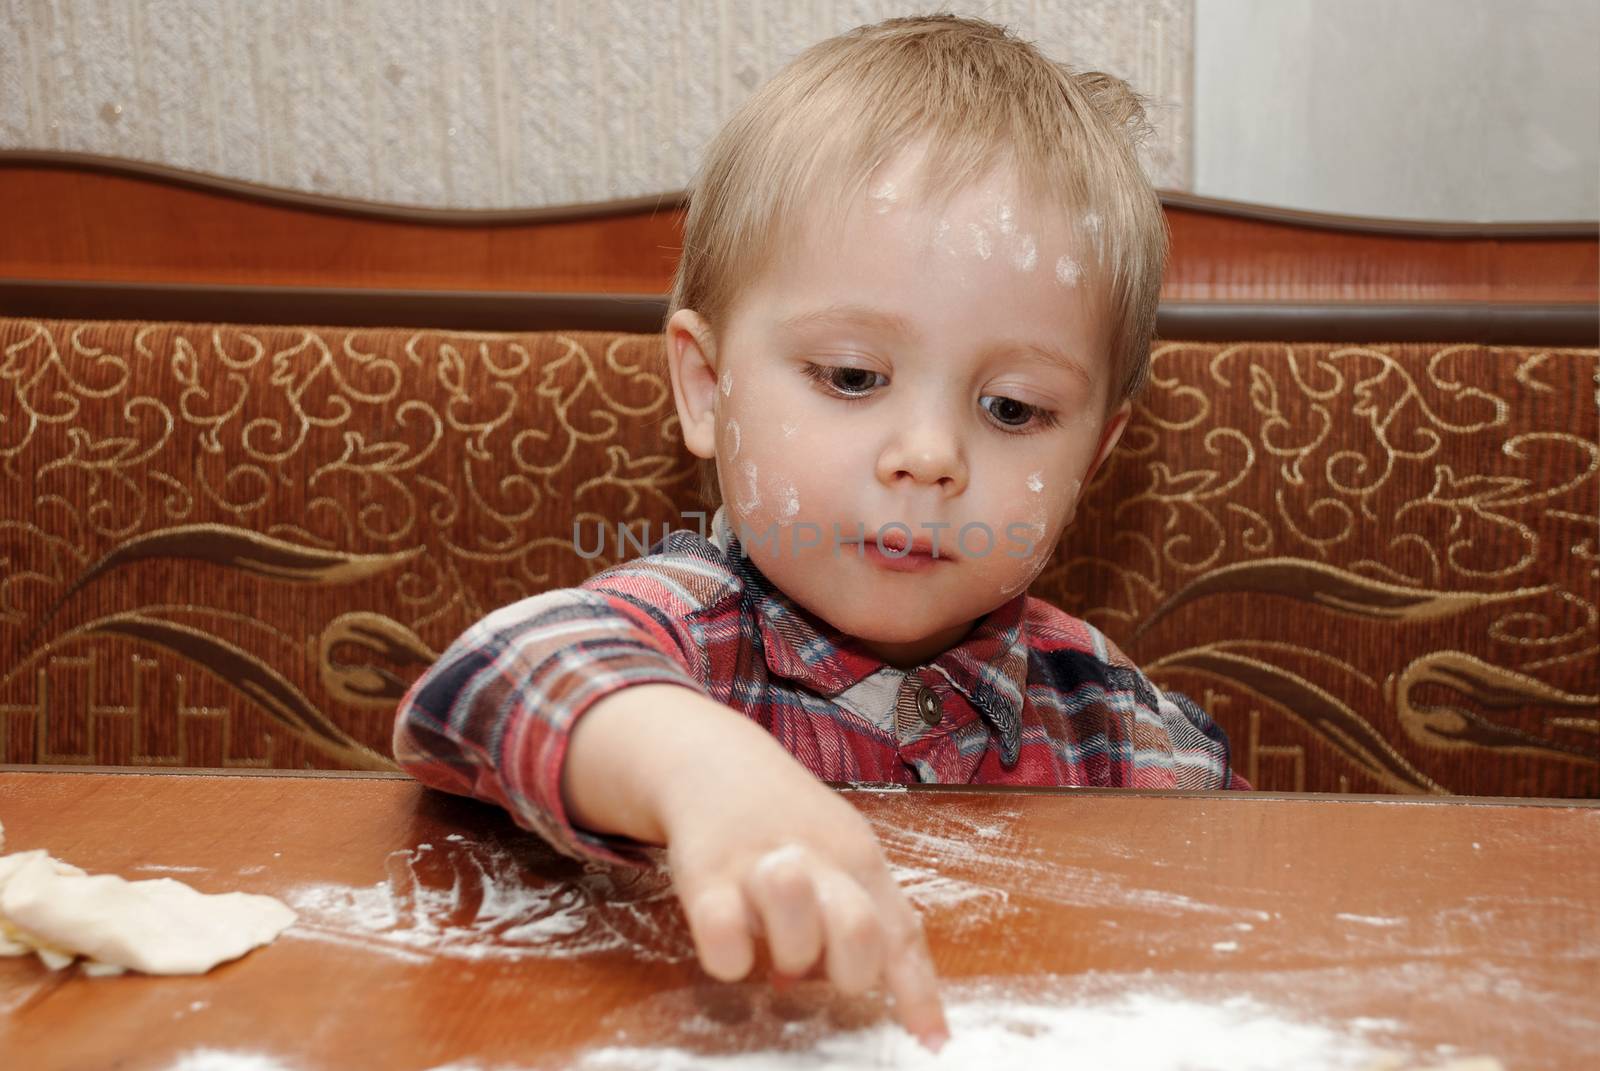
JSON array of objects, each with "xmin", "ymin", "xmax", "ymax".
[{"xmin": 915, "ymin": 683, "xmax": 942, "ymax": 726}]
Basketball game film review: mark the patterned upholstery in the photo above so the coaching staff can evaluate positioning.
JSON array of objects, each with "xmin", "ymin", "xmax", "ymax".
[{"xmin": 2, "ymin": 319, "xmax": 1595, "ymax": 796}]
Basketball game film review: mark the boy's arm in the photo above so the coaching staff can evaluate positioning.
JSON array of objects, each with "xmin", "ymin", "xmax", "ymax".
[
  {"xmin": 395, "ymin": 583, "xmax": 952, "ymax": 1048},
  {"xmin": 392, "ymin": 586, "xmax": 718, "ymax": 867}
]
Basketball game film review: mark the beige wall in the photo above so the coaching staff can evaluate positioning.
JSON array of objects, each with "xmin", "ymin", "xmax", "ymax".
[
  {"xmin": 1193, "ymin": 0, "xmax": 1599, "ymax": 221},
  {"xmin": 0, "ymin": 0, "xmax": 1192, "ymax": 209}
]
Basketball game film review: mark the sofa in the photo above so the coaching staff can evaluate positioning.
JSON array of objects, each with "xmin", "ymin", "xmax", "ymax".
[{"xmin": 2, "ymin": 316, "xmax": 1594, "ymax": 797}]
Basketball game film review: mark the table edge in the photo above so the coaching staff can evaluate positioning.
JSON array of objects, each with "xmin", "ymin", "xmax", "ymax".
[{"xmin": 1, "ymin": 765, "xmax": 1594, "ymax": 809}]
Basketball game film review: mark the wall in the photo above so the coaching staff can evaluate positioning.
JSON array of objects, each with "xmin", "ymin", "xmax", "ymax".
[
  {"xmin": 1193, "ymin": 0, "xmax": 1599, "ymax": 221},
  {"xmin": 0, "ymin": 0, "xmax": 1192, "ymax": 208}
]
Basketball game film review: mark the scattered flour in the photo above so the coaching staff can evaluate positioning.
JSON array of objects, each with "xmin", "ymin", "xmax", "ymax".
[
  {"xmin": 1010, "ymin": 233, "xmax": 1037, "ymax": 272},
  {"xmin": 967, "ymin": 223, "xmax": 991, "ymax": 259},
  {"xmin": 574, "ymin": 976, "xmax": 1408, "ymax": 1071},
  {"xmin": 736, "ymin": 460, "xmax": 762, "ymax": 512},
  {"xmin": 286, "ymin": 838, "xmax": 692, "ymax": 964},
  {"xmin": 129, "ymin": 864, "xmax": 209, "ymax": 874},
  {"xmin": 163, "ymin": 1051, "xmax": 297, "ymax": 1071},
  {"xmin": 871, "ymin": 807, "xmax": 1268, "ymax": 924},
  {"xmin": 887, "ymin": 862, "xmax": 1008, "ymax": 918},
  {"xmin": 1337, "ymin": 914, "xmax": 1405, "ymax": 927}
]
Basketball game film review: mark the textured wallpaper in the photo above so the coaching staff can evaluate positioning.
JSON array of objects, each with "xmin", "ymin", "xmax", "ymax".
[{"xmin": 0, "ymin": 0, "xmax": 1192, "ymax": 209}]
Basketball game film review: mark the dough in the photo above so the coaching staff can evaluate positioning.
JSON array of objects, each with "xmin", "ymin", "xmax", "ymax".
[
  {"xmin": 0, "ymin": 819, "xmax": 296, "ymax": 975},
  {"xmin": 0, "ymin": 849, "xmax": 87, "ymax": 962}
]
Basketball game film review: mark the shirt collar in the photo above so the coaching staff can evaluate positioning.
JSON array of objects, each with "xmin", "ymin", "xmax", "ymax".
[{"xmin": 709, "ymin": 506, "xmax": 1028, "ymax": 766}]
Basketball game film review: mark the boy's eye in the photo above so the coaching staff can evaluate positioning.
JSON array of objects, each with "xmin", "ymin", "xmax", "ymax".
[
  {"xmin": 981, "ymin": 395, "xmax": 1060, "ymax": 432},
  {"xmin": 803, "ymin": 363, "xmax": 886, "ymax": 396}
]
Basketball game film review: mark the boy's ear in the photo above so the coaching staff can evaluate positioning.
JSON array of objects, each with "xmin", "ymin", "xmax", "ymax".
[
  {"xmin": 1083, "ymin": 397, "xmax": 1133, "ymax": 488},
  {"xmin": 664, "ymin": 309, "xmax": 720, "ymax": 460}
]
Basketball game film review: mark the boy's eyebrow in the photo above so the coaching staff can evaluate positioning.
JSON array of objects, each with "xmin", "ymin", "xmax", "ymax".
[
  {"xmin": 1002, "ymin": 342, "xmax": 1096, "ymax": 390},
  {"xmin": 777, "ymin": 303, "xmax": 1094, "ymax": 388},
  {"xmin": 775, "ymin": 304, "xmax": 917, "ymax": 341}
]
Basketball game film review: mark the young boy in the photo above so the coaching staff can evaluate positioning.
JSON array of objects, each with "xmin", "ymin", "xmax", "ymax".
[{"xmin": 394, "ymin": 14, "xmax": 1247, "ymax": 1052}]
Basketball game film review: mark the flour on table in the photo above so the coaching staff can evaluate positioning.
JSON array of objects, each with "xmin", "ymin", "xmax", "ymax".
[
  {"xmin": 163, "ymin": 1049, "xmax": 299, "ymax": 1071},
  {"xmin": 285, "ymin": 837, "xmax": 694, "ymax": 963},
  {"xmin": 131, "ymin": 863, "xmax": 209, "ymax": 874},
  {"xmin": 573, "ymin": 974, "xmax": 1479, "ymax": 1071},
  {"xmin": 0, "ymin": 848, "xmax": 294, "ymax": 975}
]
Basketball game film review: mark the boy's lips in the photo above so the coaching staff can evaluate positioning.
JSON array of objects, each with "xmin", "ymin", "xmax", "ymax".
[{"xmin": 848, "ymin": 532, "xmax": 958, "ymax": 561}]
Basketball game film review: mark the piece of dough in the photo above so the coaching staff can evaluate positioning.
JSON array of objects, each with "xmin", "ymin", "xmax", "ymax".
[
  {"xmin": 0, "ymin": 848, "xmax": 295, "ymax": 974},
  {"xmin": 0, "ymin": 849, "xmax": 88, "ymax": 960}
]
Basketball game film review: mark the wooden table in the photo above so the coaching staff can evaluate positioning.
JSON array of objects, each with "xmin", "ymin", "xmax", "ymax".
[{"xmin": 0, "ymin": 768, "xmax": 1595, "ymax": 1070}]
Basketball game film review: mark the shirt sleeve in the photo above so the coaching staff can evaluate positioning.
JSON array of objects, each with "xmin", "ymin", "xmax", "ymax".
[
  {"xmin": 1151, "ymin": 687, "xmax": 1253, "ymax": 791},
  {"xmin": 392, "ymin": 552, "xmax": 739, "ymax": 868},
  {"xmin": 1088, "ymin": 625, "xmax": 1252, "ymax": 792}
]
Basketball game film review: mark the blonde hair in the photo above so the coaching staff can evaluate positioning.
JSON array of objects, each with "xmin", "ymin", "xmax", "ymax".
[{"xmin": 673, "ymin": 13, "xmax": 1168, "ymax": 508}]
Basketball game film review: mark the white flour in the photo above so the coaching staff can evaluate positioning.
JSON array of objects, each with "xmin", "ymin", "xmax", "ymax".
[
  {"xmin": 280, "ymin": 799, "xmax": 1296, "ymax": 967},
  {"xmin": 130, "ymin": 863, "xmax": 209, "ymax": 874},
  {"xmin": 572, "ymin": 976, "xmax": 1413, "ymax": 1071},
  {"xmin": 871, "ymin": 803, "xmax": 1270, "ymax": 925},
  {"xmin": 164, "ymin": 1051, "xmax": 296, "ymax": 1071},
  {"xmin": 285, "ymin": 837, "xmax": 692, "ymax": 963}
]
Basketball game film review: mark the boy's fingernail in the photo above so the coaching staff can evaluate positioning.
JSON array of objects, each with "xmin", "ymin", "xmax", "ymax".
[{"xmin": 921, "ymin": 1027, "xmax": 950, "ymax": 1053}]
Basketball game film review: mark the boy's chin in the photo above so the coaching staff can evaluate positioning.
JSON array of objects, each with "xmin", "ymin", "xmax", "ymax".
[{"xmin": 810, "ymin": 595, "xmax": 977, "ymax": 647}]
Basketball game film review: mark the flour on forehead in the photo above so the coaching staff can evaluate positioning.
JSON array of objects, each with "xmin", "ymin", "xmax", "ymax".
[
  {"xmin": 995, "ymin": 202, "xmax": 1017, "ymax": 235},
  {"xmin": 967, "ymin": 223, "xmax": 992, "ymax": 260},
  {"xmin": 1055, "ymin": 254, "xmax": 1082, "ymax": 287},
  {"xmin": 1011, "ymin": 233, "xmax": 1038, "ymax": 272},
  {"xmin": 869, "ymin": 179, "xmax": 898, "ymax": 213},
  {"xmin": 1081, "ymin": 210, "xmax": 1105, "ymax": 258}
]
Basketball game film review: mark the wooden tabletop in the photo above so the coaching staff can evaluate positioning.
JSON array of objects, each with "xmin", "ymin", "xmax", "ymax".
[{"xmin": 0, "ymin": 769, "xmax": 1595, "ymax": 1071}]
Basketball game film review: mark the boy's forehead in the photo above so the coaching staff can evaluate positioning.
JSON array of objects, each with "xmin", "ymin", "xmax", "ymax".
[
  {"xmin": 783, "ymin": 146, "xmax": 1081, "ymax": 259},
  {"xmin": 879, "ymin": 141, "xmax": 1078, "ymax": 218},
  {"xmin": 774, "ymin": 165, "xmax": 1092, "ymax": 288}
]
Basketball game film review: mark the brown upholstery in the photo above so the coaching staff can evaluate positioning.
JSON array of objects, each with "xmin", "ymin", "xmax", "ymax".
[{"xmin": 2, "ymin": 319, "xmax": 1594, "ymax": 796}]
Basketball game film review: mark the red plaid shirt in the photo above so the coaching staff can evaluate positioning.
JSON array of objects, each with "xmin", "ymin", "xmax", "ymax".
[{"xmin": 393, "ymin": 508, "xmax": 1249, "ymax": 867}]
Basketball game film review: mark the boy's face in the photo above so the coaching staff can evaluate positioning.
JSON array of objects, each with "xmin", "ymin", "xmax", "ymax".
[{"xmin": 667, "ymin": 161, "xmax": 1132, "ymax": 668}]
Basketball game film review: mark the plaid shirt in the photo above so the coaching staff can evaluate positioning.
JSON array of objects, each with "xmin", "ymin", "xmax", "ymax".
[{"xmin": 394, "ymin": 507, "xmax": 1249, "ymax": 868}]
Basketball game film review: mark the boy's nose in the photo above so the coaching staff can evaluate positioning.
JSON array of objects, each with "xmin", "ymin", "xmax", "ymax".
[{"xmin": 876, "ymin": 427, "xmax": 967, "ymax": 496}]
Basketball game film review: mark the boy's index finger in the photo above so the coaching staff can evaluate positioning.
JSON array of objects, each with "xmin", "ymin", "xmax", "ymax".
[{"xmin": 882, "ymin": 913, "xmax": 950, "ymax": 1051}]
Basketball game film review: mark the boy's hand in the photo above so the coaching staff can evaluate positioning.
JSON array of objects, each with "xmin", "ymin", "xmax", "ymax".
[
  {"xmin": 563, "ymin": 683, "xmax": 949, "ymax": 1050},
  {"xmin": 655, "ymin": 749, "xmax": 949, "ymax": 1051}
]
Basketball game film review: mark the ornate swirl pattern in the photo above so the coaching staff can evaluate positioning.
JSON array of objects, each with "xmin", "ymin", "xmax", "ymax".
[
  {"xmin": 1038, "ymin": 341, "xmax": 1598, "ymax": 796},
  {"xmin": 2, "ymin": 321, "xmax": 1594, "ymax": 795}
]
